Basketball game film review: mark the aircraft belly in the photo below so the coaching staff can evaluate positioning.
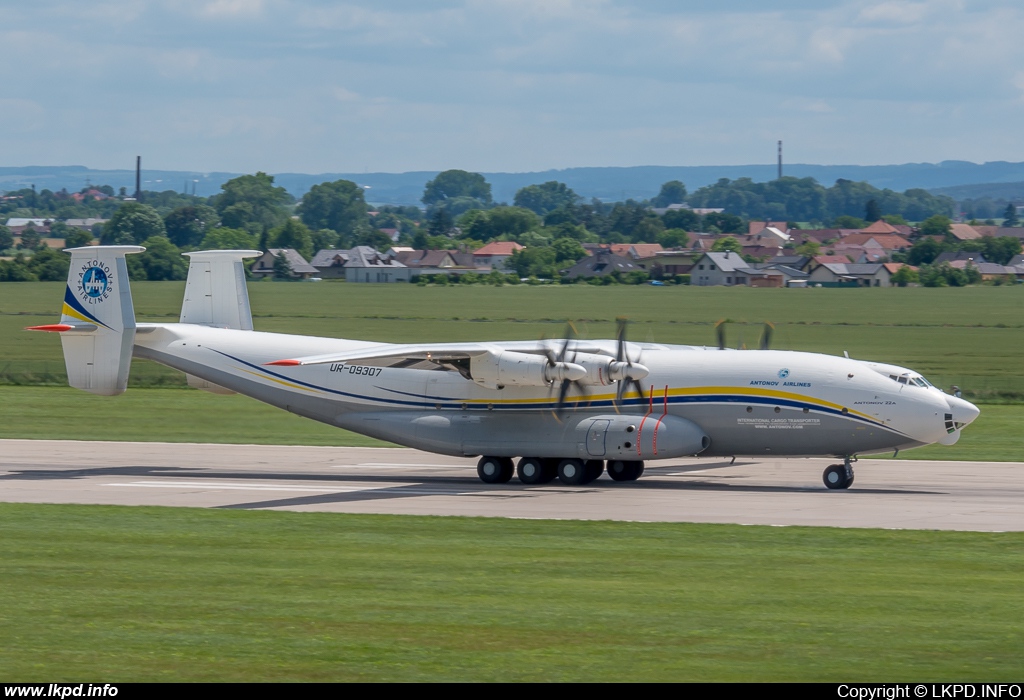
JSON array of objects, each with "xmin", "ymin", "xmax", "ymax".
[{"xmin": 680, "ymin": 404, "xmax": 906, "ymax": 456}]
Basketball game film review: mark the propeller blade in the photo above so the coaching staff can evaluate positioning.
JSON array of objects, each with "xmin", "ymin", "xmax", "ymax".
[
  {"xmin": 760, "ymin": 322, "xmax": 774, "ymax": 351},
  {"xmin": 615, "ymin": 317, "xmax": 628, "ymax": 362},
  {"xmin": 715, "ymin": 319, "xmax": 726, "ymax": 350}
]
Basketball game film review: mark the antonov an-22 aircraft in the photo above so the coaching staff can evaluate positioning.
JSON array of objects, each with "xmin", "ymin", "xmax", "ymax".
[{"xmin": 30, "ymin": 246, "xmax": 980, "ymax": 490}]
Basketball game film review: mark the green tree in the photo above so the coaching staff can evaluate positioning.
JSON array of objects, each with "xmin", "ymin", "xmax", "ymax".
[
  {"xmin": 981, "ymin": 235, "xmax": 1022, "ymax": 265},
  {"xmin": 1002, "ymin": 203, "xmax": 1020, "ymax": 227},
  {"xmin": 298, "ymin": 180, "xmax": 369, "ymax": 236},
  {"xmin": 64, "ymin": 228, "xmax": 93, "ymax": 248},
  {"xmin": 795, "ymin": 240, "xmax": 821, "ymax": 257},
  {"xmin": 0, "ymin": 224, "xmax": 14, "ymax": 251},
  {"xmin": 701, "ymin": 212, "xmax": 744, "ymax": 234},
  {"xmin": 427, "ymin": 208, "xmax": 455, "ymax": 238},
  {"xmin": 102, "ymin": 203, "xmax": 166, "ymax": 245},
  {"xmin": 711, "ymin": 236, "xmax": 742, "ymax": 253},
  {"xmin": 907, "ymin": 237, "xmax": 945, "ymax": 266},
  {"xmin": 656, "ymin": 228, "xmax": 689, "ymax": 249},
  {"xmin": 164, "ymin": 205, "xmax": 220, "ymax": 248},
  {"xmin": 882, "ymin": 214, "xmax": 909, "ymax": 226},
  {"xmin": 137, "ymin": 236, "xmax": 188, "ymax": 281},
  {"xmin": 269, "ymin": 219, "xmax": 314, "ymax": 260},
  {"xmin": 215, "ymin": 172, "xmax": 291, "ymax": 234},
  {"xmin": 920, "ymin": 215, "xmax": 953, "ymax": 239},
  {"xmin": 832, "ymin": 215, "xmax": 867, "ymax": 229},
  {"xmin": 0, "ymin": 255, "xmax": 37, "ymax": 281},
  {"xmin": 354, "ymin": 229, "xmax": 395, "ymax": 251},
  {"xmin": 509, "ymin": 247, "xmax": 557, "ymax": 278},
  {"xmin": 865, "ymin": 199, "xmax": 881, "ymax": 222},
  {"xmin": 200, "ymin": 227, "xmax": 258, "ymax": 250},
  {"xmin": 422, "ymin": 170, "xmax": 492, "ymax": 209},
  {"xmin": 551, "ymin": 237, "xmax": 588, "ymax": 264},
  {"xmin": 28, "ymin": 247, "xmax": 70, "ymax": 281},
  {"xmin": 651, "ymin": 180, "xmax": 688, "ymax": 208},
  {"xmin": 19, "ymin": 225, "xmax": 41, "ymax": 250},
  {"xmin": 273, "ymin": 252, "xmax": 292, "ymax": 280},
  {"xmin": 513, "ymin": 181, "xmax": 578, "ymax": 216},
  {"xmin": 661, "ymin": 208, "xmax": 700, "ymax": 231},
  {"xmin": 890, "ymin": 265, "xmax": 919, "ymax": 287}
]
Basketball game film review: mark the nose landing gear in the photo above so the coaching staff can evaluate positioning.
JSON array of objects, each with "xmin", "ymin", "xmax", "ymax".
[{"xmin": 823, "ymin": 457, "xmax": 855, "ymax": 490}]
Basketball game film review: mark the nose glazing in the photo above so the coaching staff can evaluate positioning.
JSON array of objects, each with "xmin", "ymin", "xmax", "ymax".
[{"xmin": 946, "ymin": 395, "xmax": 980, "ymax": 429}]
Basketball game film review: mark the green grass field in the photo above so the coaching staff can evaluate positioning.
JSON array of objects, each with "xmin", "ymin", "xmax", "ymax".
[
  {"xmin": 3, "ymin": 281, "xmax": 1023, "ymax": 399},
  {"xmin": 0, "ymin": 504, "xmax": 1020, "ymax": 681}
]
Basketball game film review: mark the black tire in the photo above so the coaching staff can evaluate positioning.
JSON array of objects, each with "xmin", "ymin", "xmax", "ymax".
[
  {"xmin": 478, "ymin": 456, "xmax": 513, "ymax": 484},
  {"xmin": 608, "ymin": 460, "xmax": 643, "ymax": 482},
  {"xmin": 628, "ymin": 460, "xmax": 645, "ymax": 480},
  {"xmin": 517, "ymin": 457, "xmax": 546, "ymax": 485},
  {"xmin": 823, "ymin": 464, "xmax": 851, "ymax": 490},
  {"xmin": 558, "ymin": 458, "xmax": 587, "ymax": 485},
  {"xmin": 607, "ymin": 460, "xmax": 630, "ymax": 481},
  {"xmin": 582, "ymin": 460, "xmax": 604, "ymax": 484}
]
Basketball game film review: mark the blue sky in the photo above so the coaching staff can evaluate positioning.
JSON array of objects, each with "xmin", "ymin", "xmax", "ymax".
[{"xmin": 3, "ymin": 0, "xmax": 1023, "ymax": 174}]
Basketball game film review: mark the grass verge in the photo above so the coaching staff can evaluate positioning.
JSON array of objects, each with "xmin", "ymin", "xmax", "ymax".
[{"xmin": 0, "ymin": 504, "xmax": 1020, "ymax": 681}]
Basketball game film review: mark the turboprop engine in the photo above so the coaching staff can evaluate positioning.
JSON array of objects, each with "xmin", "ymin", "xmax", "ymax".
[
  {"xmin": 470, "ymin": 350, "xmax": 586, "ymax": 389},
  {"xmin": 568, "ymin": 352, "xmax": 650, "ymax": 386}
]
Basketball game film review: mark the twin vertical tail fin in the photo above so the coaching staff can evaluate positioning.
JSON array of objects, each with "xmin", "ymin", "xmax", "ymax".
[
  {"xmin": 178, "ymin": 250, "xmax": 260, "ymax": 395},
  {"xmin": 32, "ymin": 246, "xmax": 145, "ymax": 396},
  {"xmin": 179, "ymin": 250, "xmax": 261, "ymax": 330}
]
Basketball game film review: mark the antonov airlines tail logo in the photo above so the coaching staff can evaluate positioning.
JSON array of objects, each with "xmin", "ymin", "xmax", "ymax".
[{"xmin": 76, "ymin": 261, "xmax": 113, "ymax": 304}]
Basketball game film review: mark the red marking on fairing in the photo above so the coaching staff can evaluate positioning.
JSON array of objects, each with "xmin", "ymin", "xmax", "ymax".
[
  {"xmin": 25, "ymin": 324, "xmax": 73, "ymax": 332},
  {"xmin": 636, "ymin": 388, "xmax": 655, "ymax": 457},
  {"xmin": 652, "ymin": 385, "xmax": 669, "ymax": 455},
  {"xmin": 265, "ymin": 359, "xmax": 301, "ymax": 366}
]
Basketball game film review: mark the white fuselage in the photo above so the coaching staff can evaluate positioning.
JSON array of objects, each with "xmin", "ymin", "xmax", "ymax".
[{"xmin": 132, "ymin": 323, "xmax": 979, "ymax": 460}]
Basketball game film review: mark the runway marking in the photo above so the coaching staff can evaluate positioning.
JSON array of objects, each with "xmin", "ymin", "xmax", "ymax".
[
  {"xmin": 344, "ymin": 463, "xmax": 466, "ymax": 469},
  {"xmin": 106, "ymin": 481, "xmax": 389, "ymax": 493}
]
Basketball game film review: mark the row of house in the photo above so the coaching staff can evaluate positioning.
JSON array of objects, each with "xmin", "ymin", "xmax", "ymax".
[{"xmin": 252, "ymin": 241, "xmax": 526, "ymax": 282}]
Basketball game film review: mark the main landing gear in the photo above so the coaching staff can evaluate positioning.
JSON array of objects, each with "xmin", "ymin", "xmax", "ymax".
[
  {"xmin": 823, "ymin": 457, "xmax": 855, "ymax": 490},
  {"xmin": 476, "ymin": 456, "xmax": 646, "ymax": 486}
]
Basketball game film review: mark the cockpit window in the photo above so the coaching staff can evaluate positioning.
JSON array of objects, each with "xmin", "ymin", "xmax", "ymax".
[{"xmin": 889, "ymin": 373, "xmax": 932, "ymax": 388}]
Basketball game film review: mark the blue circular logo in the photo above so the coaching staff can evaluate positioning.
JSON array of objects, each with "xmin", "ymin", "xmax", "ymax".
[
  {"xmin": 778, "ymin": 368, "xmax": 790, "ymax": 379},
  {"xmin": 82, "ymin": 266, "xmax": 108, "ymax": 298}
]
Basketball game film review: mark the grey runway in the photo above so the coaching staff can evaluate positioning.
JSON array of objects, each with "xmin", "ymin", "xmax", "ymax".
[{"xmin": 1, "ymin": 439, "xmax": 1021, "ymax": 531}]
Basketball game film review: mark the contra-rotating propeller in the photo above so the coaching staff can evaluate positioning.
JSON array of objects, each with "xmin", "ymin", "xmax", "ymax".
[
  {"xmin": 544, "ymin": 322, "xmax": 588, "ymax": 417},
  {"xmin": 612, "ymin": 317, "xmax": 650, "ymax": 409}
]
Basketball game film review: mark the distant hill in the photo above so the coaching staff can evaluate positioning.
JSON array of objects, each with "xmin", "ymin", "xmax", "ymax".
[
  {"xmin": 929, "ymin": 181, "xmax": 1024, "ymax": 201},
  {"xmin": 6, "ymin": 160, "xmax": 1024, "ymax": 205}
]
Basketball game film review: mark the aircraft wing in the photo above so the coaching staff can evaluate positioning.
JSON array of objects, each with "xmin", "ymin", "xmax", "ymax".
[{"xmin": 265, "ymin": 340, "xmax": 606, "ymax": 369}]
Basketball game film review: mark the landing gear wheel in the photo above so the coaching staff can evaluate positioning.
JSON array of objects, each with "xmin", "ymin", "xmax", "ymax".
[
  {"xmin": 558, "ymin": 458, "xmax": 588, "ymax": 485},
  {"xmin": 478, "ymin": 456, "xmax": 514, "ymax": 484},
  {"xmin": 583, "ymin": 460, "xmax": 604, "ymax": 483},
  {"xmin": 517, "ymin": 457, "xmax": 556, "ymax": 485},
  {"xmin": 607, "ymin": 460, "xmax": 644, "ymax": 482},
  {"xmin": 823, "ymin": 464, "xmax": 853, "ymax": 490}
]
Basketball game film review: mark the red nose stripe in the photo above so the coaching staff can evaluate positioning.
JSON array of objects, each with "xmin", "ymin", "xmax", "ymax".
[
  {"xmin": 25, "ymin": 324, "xmax": 73, "ymax": 332},
  {"xmin": 265, "ymin": 359, "xmax": 301, "ymax": 366}
]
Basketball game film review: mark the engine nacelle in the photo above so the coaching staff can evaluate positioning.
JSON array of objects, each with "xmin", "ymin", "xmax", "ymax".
[
  {"xmin": 470, "ymin": 350, "xmax": 584, "ymax": 389},
  {"xmin": 575, "ymin": 413, "xmax": 710, "ymax": 460},
  {"xmin": 568, "ymin": 352, "xmax": 650, "ymax": 386}
]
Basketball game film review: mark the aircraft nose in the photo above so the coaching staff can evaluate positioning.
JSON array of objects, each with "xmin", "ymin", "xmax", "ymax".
[{"xmin": 947, "ymin": 395, "xmax": 980, "ymax": 428}]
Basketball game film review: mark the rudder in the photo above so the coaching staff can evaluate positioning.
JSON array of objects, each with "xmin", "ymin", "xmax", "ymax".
[
  {"xmin": 179, "ymin": 249, "xmax": 261, "ymax": 330},
  {"xmin": 51, "ymin": 245, "xmax": 145, "ymax": 396}
]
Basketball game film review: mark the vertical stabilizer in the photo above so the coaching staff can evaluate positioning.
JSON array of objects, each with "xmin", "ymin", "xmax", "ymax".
[
  {"xmin": 58, "ymin": 245, "xmax": 145, "ymax": 395},
  {"xmin": 180, "ymin": 250, "xmax": 260, "ymax": 330}
]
